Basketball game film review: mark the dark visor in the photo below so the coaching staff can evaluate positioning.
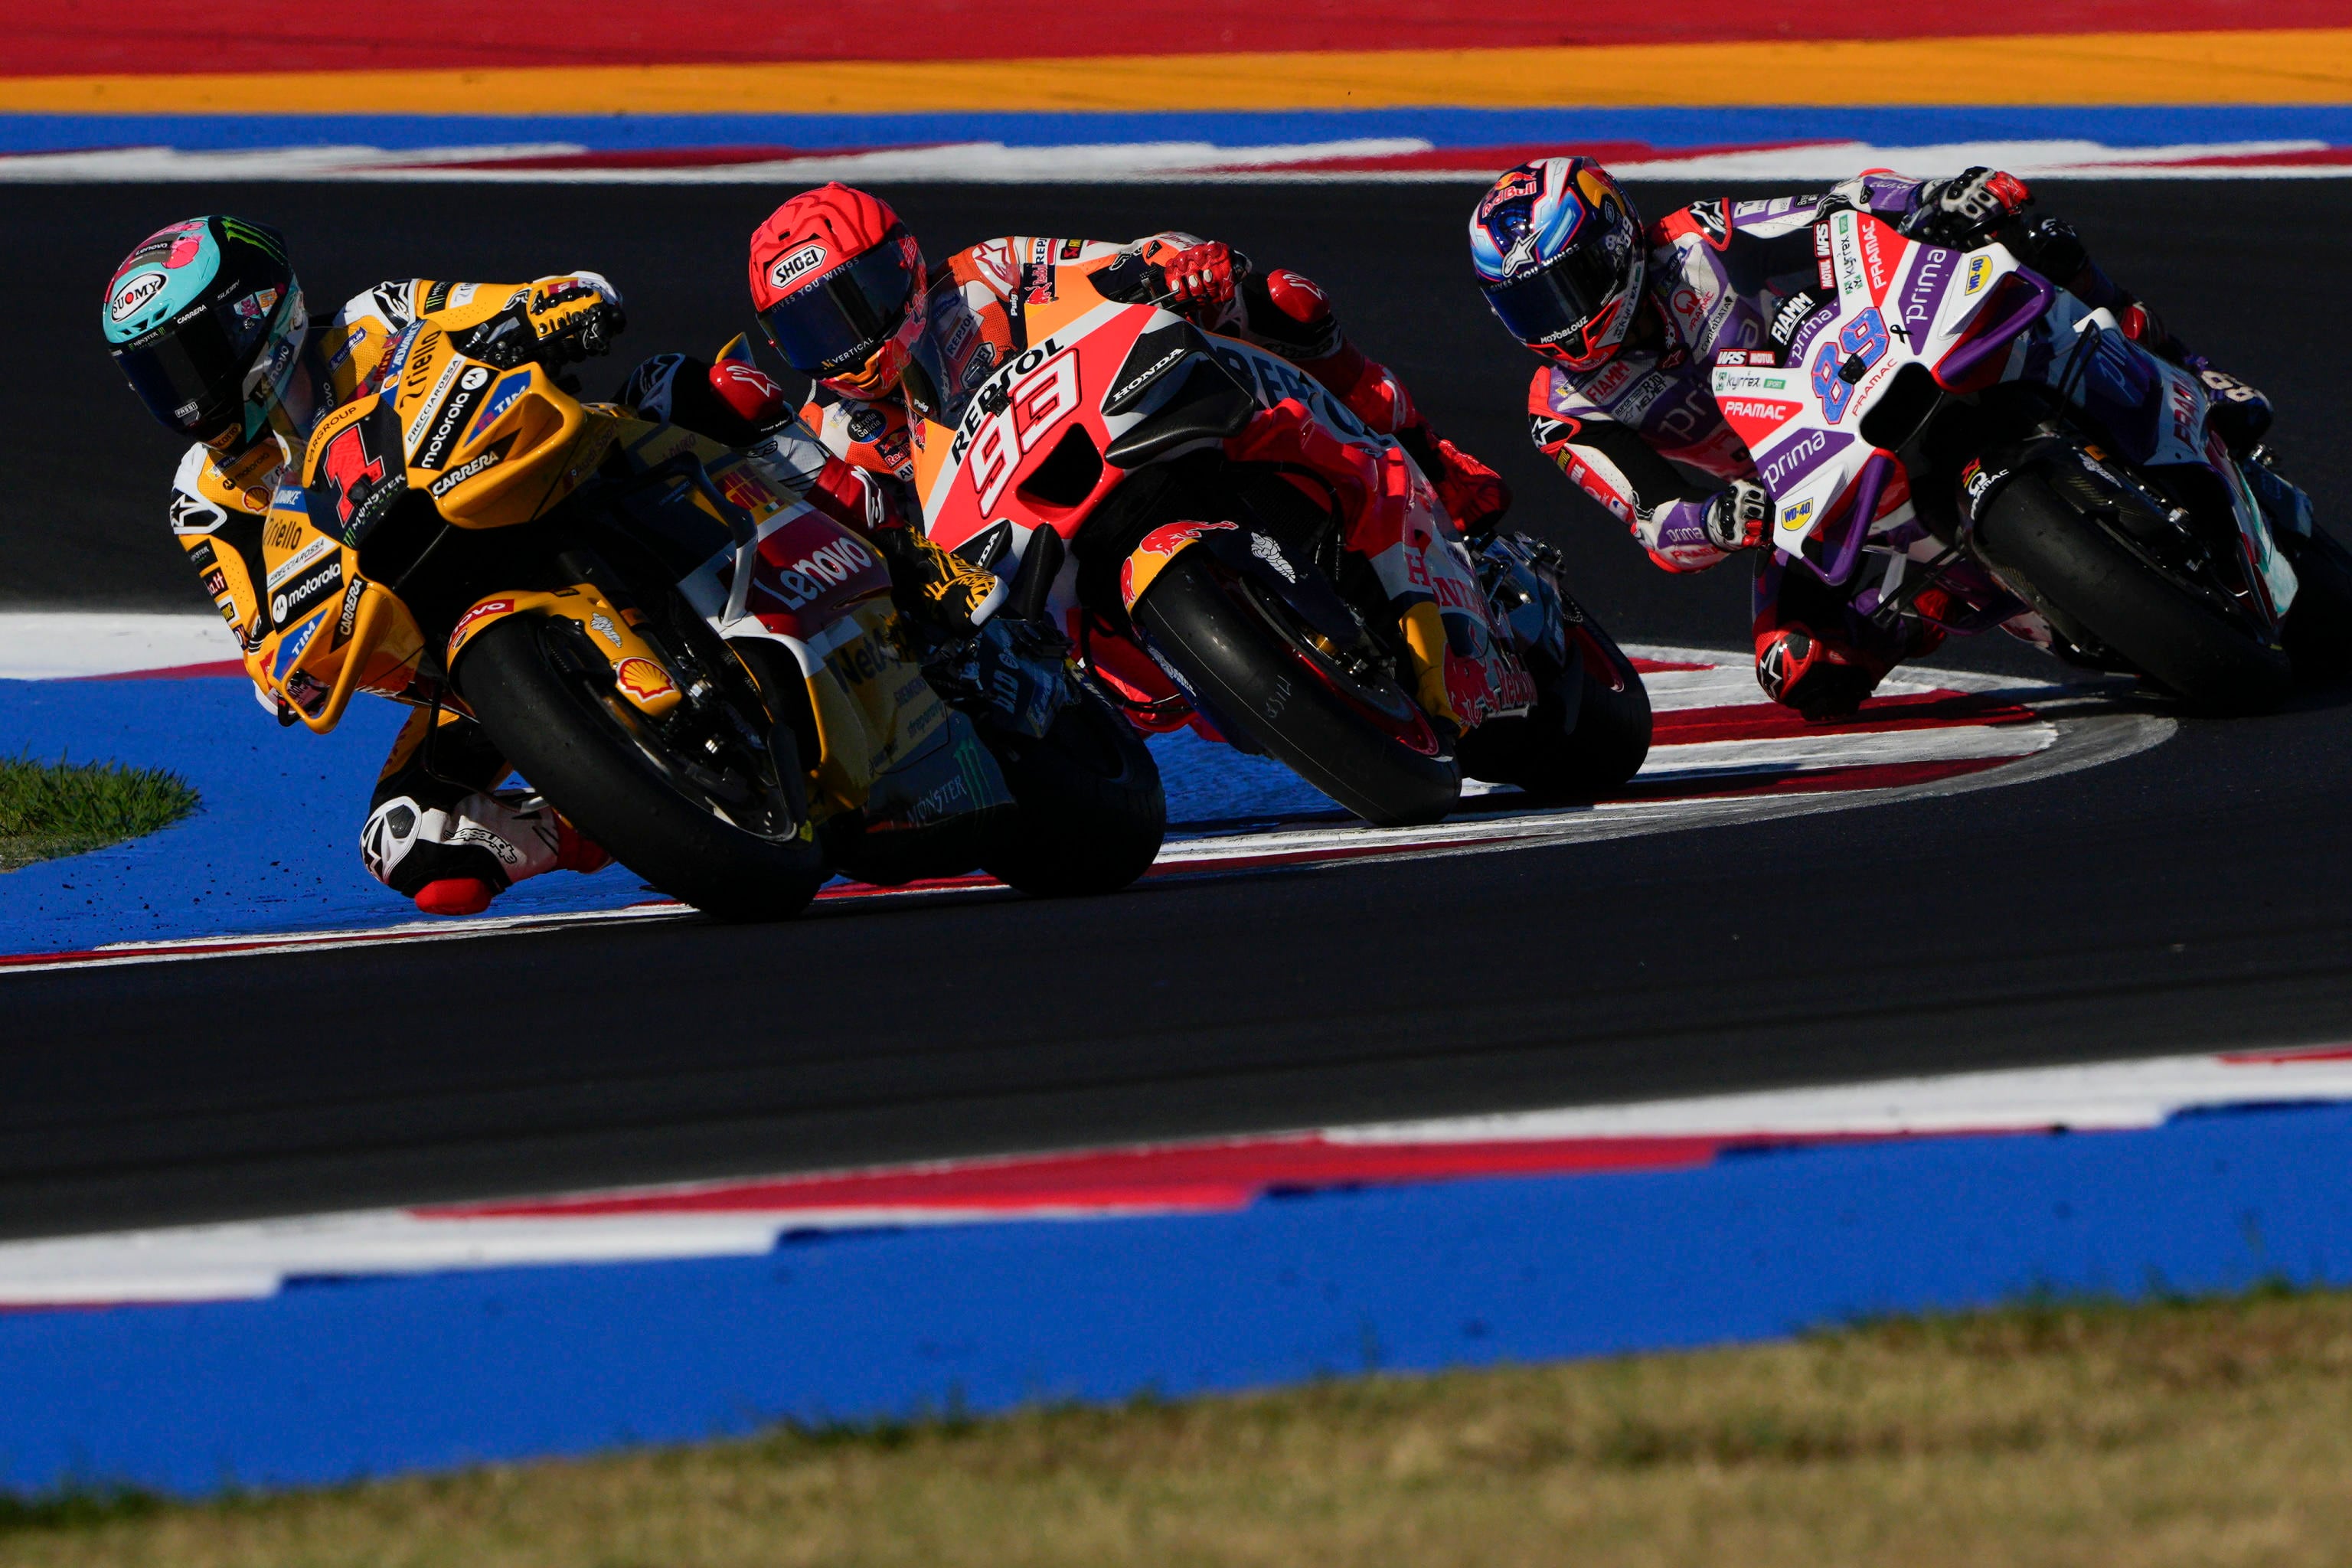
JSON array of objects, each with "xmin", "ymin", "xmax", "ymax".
[
  {"xmin": 759, "ymin": 234, "xmax": 919, "ymax": 375},
  {"xmin": 110, "ymin": 303, "xmax": 263, "ymax": 441},
  {"xmin": 1481, "ymin": 243, "xmax": 1624, "ymax": 348}
]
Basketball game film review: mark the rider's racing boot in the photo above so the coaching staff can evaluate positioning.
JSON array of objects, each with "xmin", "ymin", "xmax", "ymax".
[
  {"xmin": 1245, "ymin": 267, "xmax": 1512, "ymax": 536},
  {"xmin": 366, "ymin": 792, "xmax": 611, "ymax": 916}
]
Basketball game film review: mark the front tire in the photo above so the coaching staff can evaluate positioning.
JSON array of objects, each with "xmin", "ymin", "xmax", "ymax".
[
  {"xmin": 456, "ymin": 616, "xmax": 826, "ymax": 921},
  {"xmin": 979, "ymin": 684, "xmax": 1167, "ymax": 897},
  {"xmin": 1462, "ymin": 609, "xmax": 1653, "ymax": 800},
  {"xmin": 1132, "ymin": 549, "xmax": 1462, "ymax": 827},
  {"xmin": 1973, "ymin": 472, "xmax": 2291, "ymax": 714}
]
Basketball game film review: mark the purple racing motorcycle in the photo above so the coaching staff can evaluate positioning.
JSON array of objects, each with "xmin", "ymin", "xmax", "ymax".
[{"xmin": 1707, "ymin": 203, "xmax": 2352, "ymax": 712}]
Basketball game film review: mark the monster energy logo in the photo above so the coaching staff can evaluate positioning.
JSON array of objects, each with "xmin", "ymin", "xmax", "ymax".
[{"xmin": 219, "ymin": 217, "xmax": 286, "ymax": 260}]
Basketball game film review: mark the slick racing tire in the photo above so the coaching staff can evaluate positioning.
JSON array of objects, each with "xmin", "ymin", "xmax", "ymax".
[
  {"xmin": 2279, "ymin": 524, "xmax": 2352, "ymax": 682},
  {"xmin": 979, "ymin": 682, "xmax": 1168, "ymax": 897},
  {"xmin": 1974, "ymin": 473, "xmax": 2292, "ymax": 715},
  {"xmin": 456, "ymin": 614, "xmax": 826, "ymax": 922},
  {"xmin": 1132, "ymin": 548, "xmax": 1462, "ymax": 827},
  {"xmin": 1461, "ymin": 608, "xmax": 1653, "ymax": 802}
]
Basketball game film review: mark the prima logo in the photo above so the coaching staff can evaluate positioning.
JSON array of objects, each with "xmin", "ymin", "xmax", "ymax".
[{"xmin": 768, "ymin": 244, "xmax": 828, "ymax": 292}]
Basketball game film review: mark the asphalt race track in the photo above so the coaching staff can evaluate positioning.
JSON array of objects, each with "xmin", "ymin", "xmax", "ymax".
[{"xmin": 4, "ymin": 179, "xmax": 2350, "ymax": 1240}]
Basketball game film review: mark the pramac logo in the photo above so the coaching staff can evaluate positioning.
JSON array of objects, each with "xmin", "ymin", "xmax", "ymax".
[{"xmin": 768, "ymin": 243, "xmax": 828, "ymax": 293}]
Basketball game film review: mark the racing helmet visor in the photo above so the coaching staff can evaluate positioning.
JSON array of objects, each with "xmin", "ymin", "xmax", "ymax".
[
  {"xmin": 111, "ymin": 303, "xmax": 258, "ymax": 443},
  {"xmin": 1480, "ymin": 241, "xmax": 1627, "ymax": 352},
  {"xmin": 759, "ymin": 232, "xmax": 920, "ymax": 376}
]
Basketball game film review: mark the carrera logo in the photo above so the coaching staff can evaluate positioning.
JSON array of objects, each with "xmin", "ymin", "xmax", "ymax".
[
  {"xmin": 613, "ymin": 657, "xmax": 678, "ymax": 704},
  {"xmin": 768, "ymin": 244, "xmax": 828, "ymax": 292},
  {"xmin": 109, "ymin": 270, "xmax": 166, "ymax": 322},
  {"xmin": 426, "ymin": 444, "xmax": 504, "ymax": 498}
]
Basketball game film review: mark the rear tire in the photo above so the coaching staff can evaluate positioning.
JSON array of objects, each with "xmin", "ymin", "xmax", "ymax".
[
  {"xmin": 456, "ymin": 616, "xmax": 825, "ymax": 921},
  {"xmin": 979, "ymin": 684, "xmax": 1167, "ymax": 897},
  {"xmin": 1132, "ymin": 549, "xmax": 1461, "ymax": 826},
  {"xmin": 2280, "ymin": 524, "xmax": 2352, "ymax": 682},
  {"xmin": 1973, "ymin": 472, "xmax": 2291, "ymax": 714}
]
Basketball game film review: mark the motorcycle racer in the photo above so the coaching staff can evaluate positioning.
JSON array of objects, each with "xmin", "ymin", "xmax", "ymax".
[
  {"xmin": 1470, "ymin": 158, "xmax": 2281, "ymax": 717},
  {"xmin": 739, "ymin": 181, "xmax": 1517, "ymax": 729},
  {"xmin": 103, "ymin": 214, "xmax": 626, "ymax": 915}
]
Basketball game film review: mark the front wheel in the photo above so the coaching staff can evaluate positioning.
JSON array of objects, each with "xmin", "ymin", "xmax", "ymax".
[
  {"xmin": 1460, "ymin": 607, "xmax": 1652, "ymax": 800},
  {"xmin": 979, "ymin": 683, "xmax": 1167, "ymax": 897},
  {"xmin": 456, "ymin": 615, "xmax": 827, "ymax": 921},
  {"xmin": 1132, "ymin": 548, "xmax": 1461, "ymax": 827},
  {"xmin": 1973, "ymin": 472, "xmax": 2292, "ymax": 714}
]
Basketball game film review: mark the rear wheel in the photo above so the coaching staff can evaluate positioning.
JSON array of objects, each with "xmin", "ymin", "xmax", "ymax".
[
  {"xmin": 456, "ymin": 614, "xmax": 825, "ymax": 921},
  {"xmin": 2280, "ymin": 524, "xmax": 2352, "ymax": 681},
  {"xmin": 979, "ymin": 684, "xmax": 1167, "ymax": 897},
  {"xmin": 1973, "ymin": 472, "xmax": 2291, "ymax": 714},
  {"xmin": 1132, "ymin": 548, "xmax": 1461, "ymax": 826}
]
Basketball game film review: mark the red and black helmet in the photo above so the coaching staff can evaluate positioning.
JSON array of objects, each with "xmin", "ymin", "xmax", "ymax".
[{"xmin": 749, "ymin": 184, "xmax": 936, "ymax": 408}]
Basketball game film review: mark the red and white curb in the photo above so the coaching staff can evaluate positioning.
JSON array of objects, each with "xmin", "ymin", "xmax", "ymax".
[
  {"xmin": 2, "ymin": 1044, "xmax": 2342, "ymax": 1308},
  {"xmin": 7, "ymin": 136, "xmax": 2350, "ymax": 183},
  {"xmin": 0, "ymin": 632, "xmax": 2168, "ymax": 974}
]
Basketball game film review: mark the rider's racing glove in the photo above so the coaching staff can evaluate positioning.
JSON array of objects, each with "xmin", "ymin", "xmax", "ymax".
[
  {"xmin": 458, "ymin": 272, "xmax": 627, "ymax": 369},
  {"xmin": 877, "ymin": 528, "xmax": 1007, "ymax": 636},
  {"xmin": 1158, "ymin": 241, "xmax": 1237, "ymax": 309},
  {"xmin": 1903, "ymin": 167, "xmax": 2034, "ymax": 248},
  {"xmin": 1703, "ymin": 479, "xmax": 1773, "ymax": 553}
]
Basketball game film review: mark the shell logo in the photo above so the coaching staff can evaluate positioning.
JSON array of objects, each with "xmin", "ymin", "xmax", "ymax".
[{"xmin": 613, "ymin": 657, "xmax": 678, "ymax": 704}]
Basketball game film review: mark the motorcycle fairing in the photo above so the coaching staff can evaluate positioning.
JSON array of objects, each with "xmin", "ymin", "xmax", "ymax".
[
  {"xmin": 913, "ymin": 270, "xmax": 1534, "ymax": 732},
  {"xmin": 1711, "ymin": 207, "xmax": 2297, "ymax": 619}
]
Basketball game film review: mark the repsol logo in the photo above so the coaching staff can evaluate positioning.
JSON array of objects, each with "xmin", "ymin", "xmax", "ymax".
[
  {"xmin": 1760, "ymin": 429, "xmax": 1829, "ymax": 490},
  {"xmin": 951, "ymin": 337, "xmax": 1063, "ymax": 456}
]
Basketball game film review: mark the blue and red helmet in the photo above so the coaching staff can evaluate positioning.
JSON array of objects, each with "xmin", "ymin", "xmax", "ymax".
[{"xmin": 1468, "ymin": 157, "xmax": 1646, "ymax": 374}]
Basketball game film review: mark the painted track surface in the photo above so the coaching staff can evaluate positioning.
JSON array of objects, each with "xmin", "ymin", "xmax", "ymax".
[{"xmin": 5, "ymin": 180, "xmax": 2351, "ymax": 1240}]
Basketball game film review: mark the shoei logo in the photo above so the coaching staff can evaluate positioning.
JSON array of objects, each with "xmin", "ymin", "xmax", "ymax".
[
  {"xmin": 769, "ymin": 243, "xmax": 828, "ymax": 292},
  {"xmin": 109, "ymin": 270, "xmax": 166, "ymax": 322}
]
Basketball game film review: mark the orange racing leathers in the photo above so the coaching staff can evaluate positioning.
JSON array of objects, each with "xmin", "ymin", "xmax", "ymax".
[{"xmin": 165, "ymin": 274, "xmax": 623, "ymax": 913}]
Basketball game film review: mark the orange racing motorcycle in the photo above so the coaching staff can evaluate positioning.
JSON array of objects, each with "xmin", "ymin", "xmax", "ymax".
[
  {"xmin": 250, "ymin": 318, "xmax": 1165, "ymax": 919},
  {"xmin": 912, "ymin": 248, "xmax": 1653, "ymax": 825}
]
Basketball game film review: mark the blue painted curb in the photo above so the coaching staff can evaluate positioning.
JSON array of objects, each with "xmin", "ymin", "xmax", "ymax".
[
  {"xmin": 8, "ymin": 105, "xmax": 2352, "ymax": 155},
  {"xmin": 4, "ymin": 1102, "xmax": 2347, "ymax": 1495}
]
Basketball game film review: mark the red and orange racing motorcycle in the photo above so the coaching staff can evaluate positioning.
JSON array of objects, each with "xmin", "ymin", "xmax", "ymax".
[{"xmin": 910, "ymin": 249, "xmax": 1651, "ymax": 825}]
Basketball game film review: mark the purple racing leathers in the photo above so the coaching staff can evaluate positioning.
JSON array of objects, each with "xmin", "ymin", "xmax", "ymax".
[{"xmin": 1527, "ymin": 174, "xmax": 2166, "ymax": 710}]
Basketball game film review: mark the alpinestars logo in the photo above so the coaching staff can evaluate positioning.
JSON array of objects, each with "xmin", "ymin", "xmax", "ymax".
[{"xmin": 769, "ymin": 244, "xmax": 828, "ymax": 292}]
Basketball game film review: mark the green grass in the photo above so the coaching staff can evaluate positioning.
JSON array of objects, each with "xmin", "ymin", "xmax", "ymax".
[
  {"xmin": 8, "ymin": 1285, "xmax": 2352, "ymax": 1566},
  {"xmin": 0, "ymin": 754, "xmax": 199, "ymax": 871}
]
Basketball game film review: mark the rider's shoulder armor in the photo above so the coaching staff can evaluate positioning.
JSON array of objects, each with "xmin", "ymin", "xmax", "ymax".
[
  {"xmin": 170, "ymin": 442, "xmax": 278, "ymax": 655},
  {"xmin": 805, "ymin": 390, "xmax": 916, "ymax": 483}
]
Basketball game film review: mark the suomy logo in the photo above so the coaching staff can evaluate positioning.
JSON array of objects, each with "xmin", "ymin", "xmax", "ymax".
[
  {"xmin": 768, "ymin": 244, "xmax": 828, "ymax": 292},
  {"xmin": 109, "ymin": 270, "xmax": 166, "ymax": 322}
]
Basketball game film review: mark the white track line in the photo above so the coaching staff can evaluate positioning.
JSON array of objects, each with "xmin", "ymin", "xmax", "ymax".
[{"xmin": 0, "ymin": 1043, "xmax": 2339, "ymax": 1306}]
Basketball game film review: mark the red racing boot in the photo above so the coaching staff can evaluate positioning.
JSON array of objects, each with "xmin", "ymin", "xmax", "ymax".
[{"xmin": 1253, "ymin": 268, "xmax": 1513, "ymax": 537}]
